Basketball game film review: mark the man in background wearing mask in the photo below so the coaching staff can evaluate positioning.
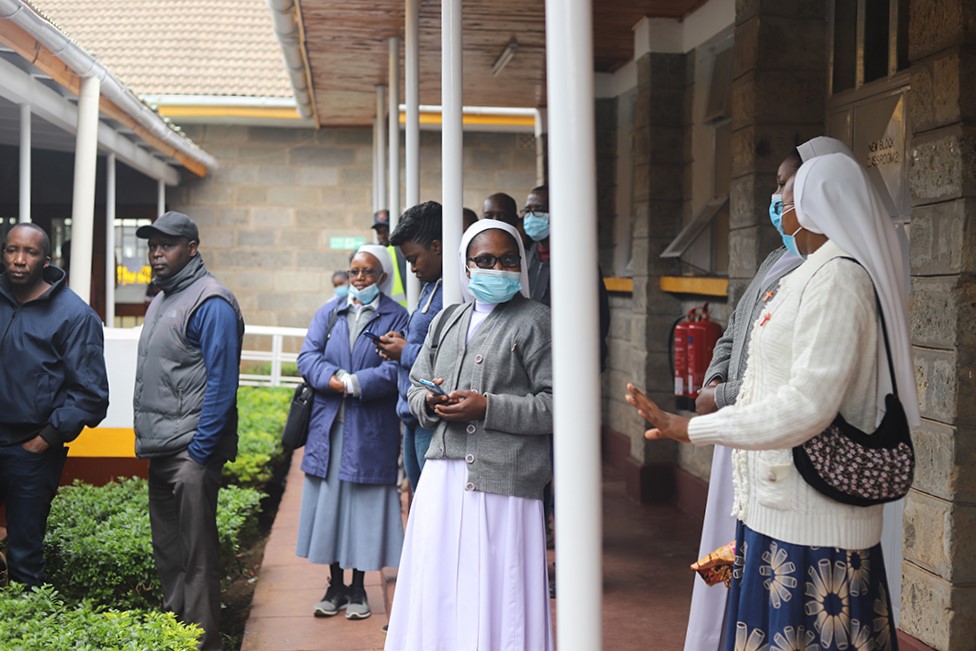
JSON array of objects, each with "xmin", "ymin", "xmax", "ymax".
[{"xmin": 521, "ymin": 186, "xmax": 610, "ymax": 369}]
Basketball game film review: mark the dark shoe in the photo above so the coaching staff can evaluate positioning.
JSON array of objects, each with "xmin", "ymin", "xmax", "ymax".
[
  {"xmin": 345, "ymin": 586, "xmax": 372, "ymax": 620},
  {"xmin": 313, "ymin": 580, "xmax": 349, "ymax": 617}
]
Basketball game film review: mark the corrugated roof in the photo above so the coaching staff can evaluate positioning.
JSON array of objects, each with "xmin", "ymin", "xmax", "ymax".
[{"xmin": 29, "ymin": 0, "xmax": 292, "ymax": 98}]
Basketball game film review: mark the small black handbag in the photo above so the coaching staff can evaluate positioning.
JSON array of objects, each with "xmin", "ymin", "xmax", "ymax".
[
  {"xmin": 281, "ymin": 382, "xmax": 315, "ymax": 450},
  {"xmin": 792, "ymin": 282, "xmax": 914, "ymax": 507},
  {"xmin": 281, "ymin": 308, "xmax": 340, "ymax": 450}
]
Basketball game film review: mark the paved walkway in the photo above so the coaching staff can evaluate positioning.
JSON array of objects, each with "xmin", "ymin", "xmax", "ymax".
[{"xmin": 242, "ymin": 451, "xmax": 702, "ymax": 651}]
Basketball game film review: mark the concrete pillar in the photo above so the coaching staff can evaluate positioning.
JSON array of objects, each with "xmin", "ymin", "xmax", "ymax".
[
  {"xmin": 104, "ymin": 154, "xmax": 116, "ymax": 325},
  {"xmin": 388, "ymin": 37, "xmax": 401, "ymax": 229},
  {"xmin": 68, "ymin": 76, "xmax": 100, "ymax": 304},
  {"xmin": 404, "ymin": 0, "xmax": 421, "ymax": 309},
  {"xmin": 375, "ymin": 85, "xmax": 387, "ymax": 216},
  {"xmin": 622, "ymin": 48, "xmax": 688, "ymax": 502},
  {"xmin": 545, "ymin": 0, "xmax": 603, "ymax": 647},
  {"xmin": 19, "ymin": 103, "xmax": 30, "ymax": 223},
  {"xmin": 440, "ymin": 0, "xmax": 463, "ymax": 304},
  {"xmin": 901, "ymin": 1, "xmax": 976, "ymax": 647}
]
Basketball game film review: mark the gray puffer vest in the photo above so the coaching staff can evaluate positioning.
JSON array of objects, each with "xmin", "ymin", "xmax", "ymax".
[{"xmin": 133, "ymin": 255, "xmax": 243, "ymax": 458}]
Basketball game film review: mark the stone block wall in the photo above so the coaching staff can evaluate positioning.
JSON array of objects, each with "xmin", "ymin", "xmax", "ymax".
[
  {"xmin": 169, "ymin": 125, "xmax": 537, "ymax": 328},
  {"xmin": 901, "ymin": 0, "xmax": 976, "ymax": 646},
  {"xmin": 599, "ymin": 50, "xmax": 689, "ymax": 502}
]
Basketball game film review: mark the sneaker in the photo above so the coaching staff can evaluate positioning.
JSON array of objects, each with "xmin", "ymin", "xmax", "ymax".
[
  {"xmin": 344, "ymin": 586, "xmax": 372, "ymax": 620},
  {"xmin": 313, "ymin": 581, "xmax": 349, "ymax": 617}
]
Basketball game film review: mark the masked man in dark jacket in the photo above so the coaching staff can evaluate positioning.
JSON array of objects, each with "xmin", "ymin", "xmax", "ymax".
[
  {"xmin": 132, "ymin": 212, "xmax": 244, "ymax": 651},
  {"xmin": 0, "ymin": 223, "xmax": 109, "ymax": 586}
]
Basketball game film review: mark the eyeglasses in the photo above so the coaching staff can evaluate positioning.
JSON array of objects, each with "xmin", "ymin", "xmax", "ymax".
[
  {"xmin": 467, "ymin": 253, "xmax": 521, "ymax": 269},
  {"xmin": 347, "ymin": 268, "xmax": 379, "ymax": 278}
]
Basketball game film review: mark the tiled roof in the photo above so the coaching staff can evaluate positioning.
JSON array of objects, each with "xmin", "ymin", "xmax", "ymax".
[{"xmin": 29, "ymin": 0, "xmax": 293, "ymax": 98}]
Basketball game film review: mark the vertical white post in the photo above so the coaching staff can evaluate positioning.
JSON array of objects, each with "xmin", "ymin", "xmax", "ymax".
[
  {"xmin": 157, "ymin": 178, "xmax": 165, "ymax": 216},
  {"xmin": 19, "ymin": 103, "xmax": 31, "ymax": 223},
  {"xmin": 441, "ymin": 0, "xmax": 463, "ymax": 304},
  {"xmin": 388, "ymin": 37, "xmax": 401, "ymax": 230},
  {"xmin": 376, "ymin": 85, "xmax": 388, "ymax": 223},
  {"xmin": 104, "ymin": 154, "xmax": 116, "ymax": 325},
  {"xmin": 545, "ymin": 1, "xmax": 602, "ymax": 649},
  {"xmin": 373, "ymin": 114, "xmax": 381, "ymax": 212},
  {"xmin": 404, "ymin": 0, "xmax": 421, "ymax": 310},
  {"xmin": 69, "ymin": 76, "xmax": 100, "ymax": 304}
]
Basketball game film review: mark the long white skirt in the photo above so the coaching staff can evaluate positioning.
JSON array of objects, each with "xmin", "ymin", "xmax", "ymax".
[
  {"xmin": 683, "ymin": 445, "xmax": 736, "ymax": 651},
  {"xmin": 385, "ymin": 459, "xmax": 554, "ymax": 651}
]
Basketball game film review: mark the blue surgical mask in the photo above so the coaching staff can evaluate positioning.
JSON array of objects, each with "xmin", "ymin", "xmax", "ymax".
[
  {"xmin": 769, "ymin": 194, "xmax": 783, "ymax": 231},
  {"xmin": 781, "ymin": 223, "xmax": 805, "ymax": 260},
  {"xmin": 522, "ymin": 211, "xmax": 550, "ymax": 241},
  {"xmin": 334, "ymin": 285, "xmax": 350, "ymax": 300},
  {"xmin": 467, "ymin": 269, "xmax": 522, "ymax": 304},
  {"xmin": 350, "ymin": 282, "xmax": 380, "ymax": 304}
]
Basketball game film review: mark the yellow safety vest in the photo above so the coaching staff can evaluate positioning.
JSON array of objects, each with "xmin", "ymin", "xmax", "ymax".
[{"xmin": 388, "ymin": 245, "xmax": 407, "ymax": 307}]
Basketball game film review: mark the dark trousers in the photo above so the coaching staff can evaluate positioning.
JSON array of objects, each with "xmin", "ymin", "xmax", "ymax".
[
  {"xmin": 0, "ymin": 442, "xmax": 67, "ymax": 586},
  {"xmin": 148, "ymin": 450, "xmax": 224, "ymax": 651}
]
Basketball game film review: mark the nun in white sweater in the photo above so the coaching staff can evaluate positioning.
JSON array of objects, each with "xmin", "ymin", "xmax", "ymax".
[{"xmin": 628, "ymin": 153, "xmax": 918, "ymax": 651}]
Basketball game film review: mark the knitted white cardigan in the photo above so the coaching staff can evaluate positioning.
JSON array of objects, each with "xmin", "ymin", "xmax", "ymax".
[{"xmin": 688, "ymin": 241, "xmax": 887, "ymax": 550}]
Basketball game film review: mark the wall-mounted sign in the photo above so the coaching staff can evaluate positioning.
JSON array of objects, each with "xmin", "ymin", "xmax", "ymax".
[{"xmin": 329, "ymin": 236, "xmax": 367, "ymax": 250}]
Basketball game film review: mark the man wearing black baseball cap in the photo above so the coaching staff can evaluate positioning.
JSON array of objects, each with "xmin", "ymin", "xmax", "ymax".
[{"xmin": 132, "ymin": 211, "xmax": 244, "ymax": 650}]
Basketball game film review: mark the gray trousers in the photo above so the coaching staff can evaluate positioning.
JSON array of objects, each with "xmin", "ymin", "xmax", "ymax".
[{"xmin": 148, "ymin": 450, "xmax": 224, "ymax": 651}]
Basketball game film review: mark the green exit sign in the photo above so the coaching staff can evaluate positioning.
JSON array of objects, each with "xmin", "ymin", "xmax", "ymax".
[{"xmin": 329, "ymin": 236, "xmax": 367, "ymax": 250}]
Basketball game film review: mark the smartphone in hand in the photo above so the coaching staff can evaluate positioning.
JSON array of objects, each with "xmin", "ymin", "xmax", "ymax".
[
  {"xmin": 418, "ymin": 378, "xmax": 448, "ymax": 396},
  {"xmin": 362, "ymin": 331, "xmax": 382, "ymax": 342}
]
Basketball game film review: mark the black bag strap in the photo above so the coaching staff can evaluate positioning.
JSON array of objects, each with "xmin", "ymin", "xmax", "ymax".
[
  {"xmin": 426, "ymin": 303, "xmax": 463, "ymax": 369},
  {"xmin": 798, "ymin": 255, "xmax": 899, "ymax": 397},
  {"xmin": 837, "ymin": 257, "xmax": 899, "ymax": 397}
]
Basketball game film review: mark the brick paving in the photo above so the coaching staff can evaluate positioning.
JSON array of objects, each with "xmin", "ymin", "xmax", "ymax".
[{"xmin": 242, "ymin": 451, "xmax": 701, "ymax": 650}]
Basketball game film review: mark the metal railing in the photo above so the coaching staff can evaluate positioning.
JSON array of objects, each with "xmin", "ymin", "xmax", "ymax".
[{"xmin": 239, "ymin": 324, "xmax": 308, "ymax": 387}]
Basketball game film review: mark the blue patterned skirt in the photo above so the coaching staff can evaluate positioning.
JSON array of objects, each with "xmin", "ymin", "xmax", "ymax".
[{"xmin": 724, "ymin": 522, "xmax": 897, "ymax": 651}]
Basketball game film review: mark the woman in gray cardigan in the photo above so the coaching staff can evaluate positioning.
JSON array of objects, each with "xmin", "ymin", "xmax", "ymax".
[{"xmin": 384, "ymin": 220, "xmax": 554, "ymax": 651}]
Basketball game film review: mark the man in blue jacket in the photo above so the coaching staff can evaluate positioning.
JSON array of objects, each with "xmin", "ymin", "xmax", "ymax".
[
  {"xmin": 0, "ymin": 223, "xmax": 109, "ymax": 586},
  {"xmin": 377, "ymin": 201, "xmax": 444, "ymax": 490},
  {"xmin": 132, "ymin": 212, "xmax": 244, "ymax": 651}
]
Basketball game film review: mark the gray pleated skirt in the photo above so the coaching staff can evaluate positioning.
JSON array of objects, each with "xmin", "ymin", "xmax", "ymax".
[{"xmin": 295, "ymin": 415, "xmax": 404, "ymax": 570}]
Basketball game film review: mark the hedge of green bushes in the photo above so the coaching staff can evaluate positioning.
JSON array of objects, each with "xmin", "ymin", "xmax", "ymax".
[
  {"xmin": 44, "ymin": 477, "xmax": 264, "ymax": 612},
  {"xmin": 0, "ymin": 386, "xmax": 292, "ymax": 647},
  {"xmin": 0, "ymin": 584, "xmax": 201, "ymax": 650},
  {"xmin": 222, "ymin": 386, "xmax": 292, "ymax": 488}
]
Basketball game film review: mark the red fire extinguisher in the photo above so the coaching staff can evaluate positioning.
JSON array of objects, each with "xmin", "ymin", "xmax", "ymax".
[
  {"xmin": 686, "ymin": 303, "xmax": 723, "ymax": 407},
  {"xmin": 672, "ymin": 308, "xmax": 695, "ymax": 411}
]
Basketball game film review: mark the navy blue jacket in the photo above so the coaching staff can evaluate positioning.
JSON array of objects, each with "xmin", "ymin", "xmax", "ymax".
[
  {"xmin": 395, "ymin": 280, "xmax": 443, "ymax": 425},
  {"xmin": 297, "ymin": 294, "xmax": 409, "ymax": 484},
  {"xmin": 0, "ymin": 266, "xmax": 109, "ymax": 447}
]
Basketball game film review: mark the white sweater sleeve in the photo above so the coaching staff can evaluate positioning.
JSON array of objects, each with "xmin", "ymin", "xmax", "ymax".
[{"xmin": 688, "ymin": 260, "xmax": 876, "ymax": 450}]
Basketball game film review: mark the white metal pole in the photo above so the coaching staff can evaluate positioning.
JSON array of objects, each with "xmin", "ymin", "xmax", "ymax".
[
  {"xmin": 545, "ymin": 0, "xmax": 602, "ymax": 649},
  {"xmin": 373, "ymin": 114, "xmax": 381, "ymax": 212},
  {"xmin": 157, "ymin": 178, "xmax": 165, "ymax": 216},
  {"xmin": 440, "ymin": 0, "xmax": 463, "ymax": 304},
  {"xmin": 68, "ymin": 75, "xmax": 100, "ymax": 304},
  {"xmin": 376, "ymin": 85, "xmax": 388, "ymax": 222},
  {"xmin": 404, "ymin": 0, "xmax": 421, "ymax": 310},
  {"xmin": 389, "ymin": 37, "xmax": 401, "ymax": 230},
  {"xmin": 19, "ymin": 103, "xmax": 31, "ymax": 223},
  {"xmin": 104, "ymin": 154, "xmax": 116, "ymax": 325}
]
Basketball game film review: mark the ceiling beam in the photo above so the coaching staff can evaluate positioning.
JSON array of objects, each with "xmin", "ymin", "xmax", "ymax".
[
  {"xmin": 0, "ymin": 55, "xmax": 179, "ymax": 184},
  {"xmin": 0, "ymin": 20, "xmax": 205, "ymax": 177}
]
